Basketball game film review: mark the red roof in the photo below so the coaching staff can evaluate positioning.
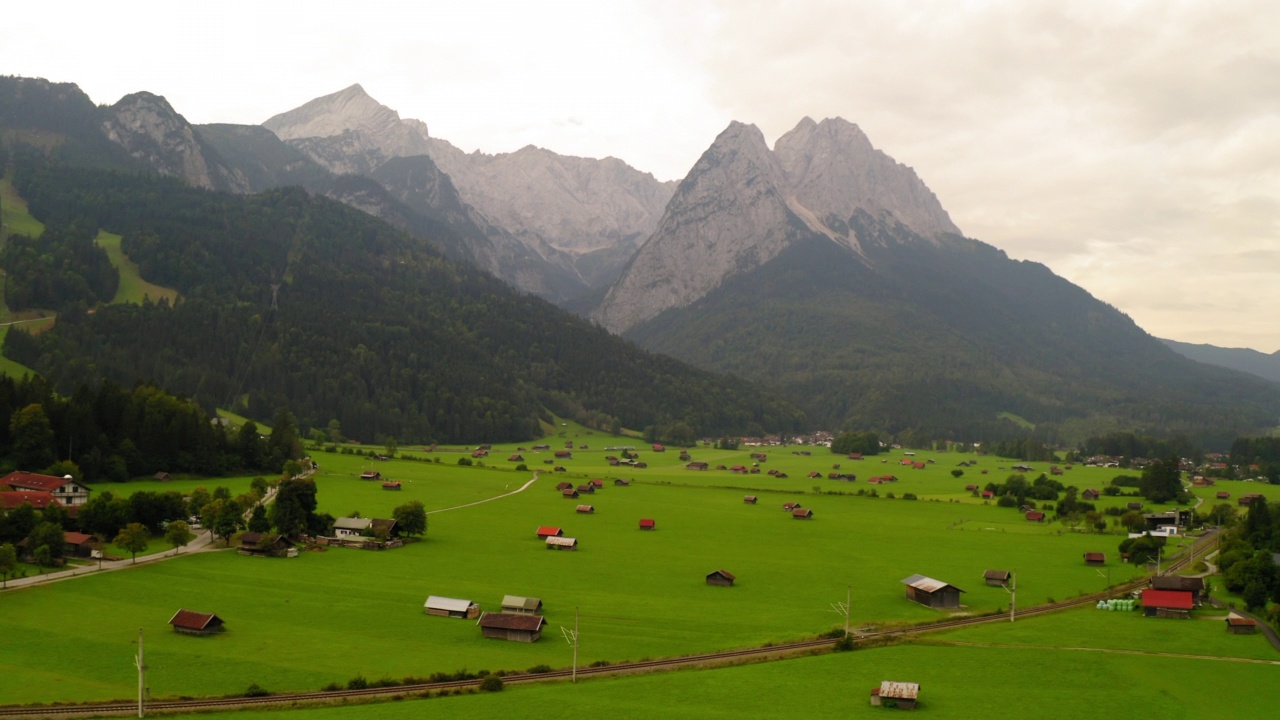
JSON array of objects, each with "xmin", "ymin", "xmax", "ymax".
[
  {"xmin": 1084, "ymin": 552, "xmax": 1106, "ymax": 562},
  {"xmin": 169, "ymin": 609, "xmax": 223, "ymax": 631},
  {"xmin": 536, "ymin": 526, "xmax": 562, "ymax": 537},
  {"xmin": 639, "ymin": 518, "xmax": 655, "ymax": 528},
  {"xmin": 1025, "ymin": 511, "xmax": 1045, "ymax": 521},
  {"xmin": 0, "ymin": 491, "xmax": 60, "ymax": 510},
  {"xmin": 0, "ymin": 471, "xmax": 72, "ymax": 492},
  {"xmin": 63, "ymin": 532, "xmax": 95, "ymax": 546},
  {"xmin": 478, "ymin": 612, "xmax": 546, "ymax": 631},
  {"xmin": 1141, "ymin": 589, "xmax": 1194, "ymax": 610}
]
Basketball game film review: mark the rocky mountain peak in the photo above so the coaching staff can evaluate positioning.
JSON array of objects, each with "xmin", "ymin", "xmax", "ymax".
[{"xmin": 101, "ymin": 92, "xmax": 248, "ymax": 192}]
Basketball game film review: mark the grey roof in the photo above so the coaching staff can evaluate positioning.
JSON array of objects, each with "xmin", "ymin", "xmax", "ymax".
[
  {"xmin": 334, "ymin": 517, "xmax": 373, "ymax": 531},
  {"xmin": 901, "ymin": 574, "xmax": 965, "ymax": 594},
  {"xmin": 879, "ymin": 681, "xmax": 920, "ymax": 700},
  {"xmin": 424, "ymin": 596, "xmax": 475, "ymax": 612},
  {"xmin": 501, "ymin": 595, "xmax": 542, "ymax": 610},
  {"xmin": 546, "ymin": 536, "xmax": 577, "ymax": 547}
]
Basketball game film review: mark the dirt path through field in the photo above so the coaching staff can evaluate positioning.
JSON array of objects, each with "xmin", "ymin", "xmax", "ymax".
[
  {"xmin": 425, "ymin": 471, "xmax": 540, "ymax": 515},
  {"xmin": 927, "ymin": 640, "xmax": 1280, "ymax": 664}
]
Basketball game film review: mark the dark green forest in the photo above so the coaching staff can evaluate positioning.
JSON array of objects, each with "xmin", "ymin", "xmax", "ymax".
[
  {"xmin": 3, "ymin": 220, "xmax": 118, "ymax": 310},
  {"xmin": 1, "ymin": 148, "xmax": 803, "ymax": 444}
]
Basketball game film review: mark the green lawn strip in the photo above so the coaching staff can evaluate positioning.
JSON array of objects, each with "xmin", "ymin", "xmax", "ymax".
[
  {"xmin": 218, "ymin": 408, "xmax": 271, "ymax": 432},
  {"xmin": 93, "ymin": 230, "xmax": 180, "ymax": 305},
  {"xmin": 136, "ymin": 641, "xmax": 1280, "ymax": 720},
  {"xmin": 0, "ymin": 326, "xmax": 40, "ymax": 378},
  {"xmin": 0, "ymin": 174, "xmax": 44, "ymax": 240},
  {"xmin": 0, "ymin": 473, "xmax": 1149, "ymax": 703}
]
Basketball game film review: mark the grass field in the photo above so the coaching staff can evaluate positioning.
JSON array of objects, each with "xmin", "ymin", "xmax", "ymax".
[
  {"xmin": 93, "ymin": 230, "xmax": 180, "ymax": 306},
  {"xmin": 0, "ymin": 175, "xmax": 44, "ymax": 240},
  {"xmin": 146, "ymin": 624, "xmax": 1280, "ymax": 719},
  {"xmin": 1, "ymin": 446, "xmax": 1166, "ymax": 704}
]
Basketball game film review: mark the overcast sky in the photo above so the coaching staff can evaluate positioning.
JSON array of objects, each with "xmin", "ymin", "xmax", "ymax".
[{"xmin": 6, "ymin": 0, "xmax": 1278, "ymax": 351}]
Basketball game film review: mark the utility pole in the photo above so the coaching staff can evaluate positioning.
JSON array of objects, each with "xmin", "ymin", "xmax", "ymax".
[
  {"xmin": 560, "ymin": 607, "xmax": 579, "ymax": 684},
  {"xmin": 1002, "ymin": 570, "xmax": 1016, "ymax": 622},
  {"xmin": 134, "ymin": 628, "xmax": 146, "ymax": 718},
  {"xmin": 830, "ymin": 586, "xmax": 851, "ymax": 637},
  {"xmin": 1097, "ymin": 568, "xmax": 1112, "ymax": 600}
]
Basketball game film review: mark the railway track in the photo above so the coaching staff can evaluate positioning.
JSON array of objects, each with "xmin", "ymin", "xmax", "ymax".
[{"xmin": 0, "ymin": 531, "xmax": 1217, "ymax": 719}]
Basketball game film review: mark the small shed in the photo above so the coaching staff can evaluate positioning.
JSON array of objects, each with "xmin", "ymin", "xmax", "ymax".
[
  {"xmin": 576, "ymin": 484, "xmax": 594, "ymax": 494},
  {"xmin": 792, "ymin": 508, "xmax": 814, "ymax": 519},
  {"xmin": 1025, "ymin": 510, "xmax": 1045, "ymax": 522},
  {"xmin": 576, "ymin": 504, "xmax": 595, "ymax": 514},
  {"xmin": 508, "ymin": 454, "xmax": 524, "ymax": 462},
  {"xmin": 360, "ymin": 471, "xmax": 381, "ymax": 480},
  {"xmin": 63, "ymin": 532, "xmax": 98, "ymax": 558},
  {"xmin": 555, "ymin": 481, "xmax": 574, "ymax": 491},
  {"xmin": 782, "ymin": 502, "xmax": 802, "ymax": 511},
  {"xmin": 153, "ymin": 472, "xmax": 173, "ymax": 482},
  {"xmin": 686, "ymin": 462, "xmax": 710, "ymax": 471},
  {"xmin": 589, "ymin": 479, "xmax": 605, "ymax": 488},
  {"xmin": 237, "ymin": 532, "xmax": 292, "ymax": 557},
  {"xmin": 901, "ymin": 574, "xmax": 965, "ymax": 609},
  {"xmin": 871, "ymin": 681, "xmax": 920, "ymax": 709},
  {"xmin": 639, "ymin": 518, "xmax": 656, "ymax": 530},
  {"xmin": 1141, "ymin": 589, "xmax": 1193, "ymax": 619},
  {"xmin": 614, "ymin": 478, "xmax": 630, "ymax": 486},
  {"xmin": 744, "ymin": 495, "xmax": 758, "ymax": 504},
  {"xmin": 546, "ymin": 536, "xmax": 578, "ymax": 550},
  {"xmin": 1127, "ymin": 502, "xmax": 1144, "ymax": 511},
  {"xmin": 1084, "ymin": 552, "xmax": 1106, "ymax": 566},
  {"xmin": 536, "ymin": 526, "xmax": 563, "ymax": 538},
  {"xmin": 500, "ymin": 595, "xmax": 543, "ymax": 615},
  {"xmin": 561, "ymin": 488, "xmax": 580, "ymax": 499},
  {"xmin": 1226, "ymin": 612, "xmax": 1257, "ymax": 634},
  {"xmin": 1216, "ymin": 491, "xmax": 1230, "ymax": 500},
  {"xmin": 424, "ymin": 596, "xmax": 480, "ymax": 619},
  {"xmin": 1081, "ymin": 489, "xmax": 1100, "ymax": 500},
  {"xmin": 169, "ymin": 609, "xmax": 225, "ymax": 635},
  {"xmin": 983, "ymin": 569, "xmax": 1011, "ymax": 587},
  {"xmin": 478, "ymin": 612, "xmax": 546, "ymax": 642},
  {"xmin": 706, "ymin": 569, "xmax": 736, "ymax": 587},
  {"xmin": 381, "ymin": 481, "xmax": 402, "ymax": 490}
]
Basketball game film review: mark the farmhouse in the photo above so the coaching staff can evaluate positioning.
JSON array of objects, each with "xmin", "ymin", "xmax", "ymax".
[
  {"xmin": 0, "ymin": 491, "xmax": 59, "ymax": 511},
  {"xmin": 1141, "ymin": 589, "xmax": 1194, "ymax": 619},
  {"xmin": 900, "ymin": 574, "xmax": 965, "ymax": 609},
  {"xmin": 237, "ymin": 532, "xmax": 292, "ymax": 557},
  {"xmin": 983, "ymin": 569, "xmax": 1011, "ymax": 587},
  {"xmin": 424, "ymin": 596, "xmax": 480, "ymax": 619},
  {"xmin": 706, "ymin": 569, "xmax": 736, "ymax": 587},
  {"xmin": 500, "ymin": 595, "xmax": 543, "ymax": 615},
  {"xmin": 792, "ymin": 508, "xmax": 814, "ymax": 519},
  {"xmin": 0, "ymin": 471, "xmax": 90, "ymax": 507},
  {"xmin": 546, "ymin": 536, "xmax": 578, "ymax": 550},
  {"xmin": 870, "ymin": 681, "xmax": 920, "ymax": 709},
  {"xmin": 333, "ymin": 517, "xmax": 373, "ymax": 538},
  {"xmin": 168, "ymin": 609, "xmax": 225, "ymax": 635},
  {"xmin": 478, "ymin": 612, "xmax": 546, "ymax": 642},
  {"xmin": 576, "ymin": 504, "xmax": 595, "ymax": 514},
  {"xmin": 1151, "ymin": 575, "xmax": 1204, "ymax": 602},
  {"xmin": 1084, "ymin": 552, "xmax": 1106, "ymax": 566},
  {"xmin": 536, "ymin": 526, "xmax": 563, "ymax": 538},
  {"xmin": 359, "ymin": 471, "xmax": 381, "ymax": 480},
  {"xmin": 1225, "ymin": 612, "xmax": 1257, "ymax": 634},
  {"xmin": 744, "ymin": 495, "xmax": 758, "ymax": 504},
  {"xmin": 639, "ymin": 518, "xmax": 655, "ymax": 530}
]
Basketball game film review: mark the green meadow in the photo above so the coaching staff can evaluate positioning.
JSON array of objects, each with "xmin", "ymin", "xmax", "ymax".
[
  {"xmin": 94, "ymin": 230, "xmax": 181, "ymax": 306},
  {"xmin": 147, "ymin": 616, "xmax": 1280, "ymax": 720},
  {"xmin": 1, "ymin": 445, "xmax": 1166, "ymax": 704}
]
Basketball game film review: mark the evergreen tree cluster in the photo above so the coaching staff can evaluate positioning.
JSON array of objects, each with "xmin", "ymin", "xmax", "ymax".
[
  {"xmin": 1229, "ymin": 436, "xmax": 1280, "ymax": 483},
  {"xmin": 3, "ymin": 221, "xmax": 119, "ymax": 311},
  {"xmin": 1218, "ymin": 497, "xmax": 1280, "ymax": 619}
]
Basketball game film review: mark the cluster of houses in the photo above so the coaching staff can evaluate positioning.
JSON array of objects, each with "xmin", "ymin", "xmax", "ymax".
[{"xmin": 424, "ymin": 594, "xmax": 547, "ymax": 642}]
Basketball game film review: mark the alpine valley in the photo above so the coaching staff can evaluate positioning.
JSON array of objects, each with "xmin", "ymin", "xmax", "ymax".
[{"xmin": 1, "ymin": 75, "xmax": 1277, "ymax": 447}]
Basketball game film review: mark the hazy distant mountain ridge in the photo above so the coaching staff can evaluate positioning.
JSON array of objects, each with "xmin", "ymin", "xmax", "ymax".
[
  {"xmin": 101, "ymin": 92, "xmax": 250, "ymax": 192},
  {"xmin": 1162, "ymin": 339, "xmax": 1280, "ymax": 384}
]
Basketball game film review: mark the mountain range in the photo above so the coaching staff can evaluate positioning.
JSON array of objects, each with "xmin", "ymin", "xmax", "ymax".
[{"xmin": 2, "ymin": 74, "xmax": 1278, "ymax": 447}]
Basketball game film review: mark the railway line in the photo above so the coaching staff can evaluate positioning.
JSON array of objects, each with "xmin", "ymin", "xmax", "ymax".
[{"xmin": 0, "ymin": 530, "xmax": 1218, "ymax": 719}]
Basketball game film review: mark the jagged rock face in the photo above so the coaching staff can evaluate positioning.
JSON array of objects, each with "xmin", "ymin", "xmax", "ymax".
[
  {"xmin": 774, "ymin": 117, "xmax": 959, "ymax": 241},
  {"xmin": 596, "ymin": 122, "xmax": 811, "ymax": 333},
  {"xmin": 594, "ymin": 117, "xmax": 963, "ymax": 332},
  {"xmin": 102, "ymin": 93, "xmax": 249, "ymax": 192},
  {"xmin": 262, "ymin": 84, "xmax": 431, "ymax": 175},
  {"xmin": 424, "ymin": 139, "xmax": 676, "ymax": 256}
]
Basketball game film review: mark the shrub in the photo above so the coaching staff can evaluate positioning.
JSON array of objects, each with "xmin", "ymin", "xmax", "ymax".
[
  {"xmin": 834, "ymin": 635, "xmax": 855, "ymax": 652},
  {"xmin": 347, "ymin": 675, "xmax": 368, "ymax": 690},
  {"xmin": 321, "ymin": 682, "xmax": 342, "ymax": 692},
  {"xmin": 515, "ymin": 464, "xmax": 528, "ymax": 471},
  {"xmin": 527, "ymin": 664, "xmax": 554, "ymax": 674},
  {"xmin": 479, "ymin": 675, "xmax": 504, "ymax": 693},
  {"xmin": 244, "ymin": 683, "xmax": 269, "ymax": 697},
  {"xmin": 457, "ymin": 457, "xmax": 473, "ymax": 466}
]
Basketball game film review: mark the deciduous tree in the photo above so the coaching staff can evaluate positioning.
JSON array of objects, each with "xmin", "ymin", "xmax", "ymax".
[
  {"xmin": 392, "ymin": 500, "xmax": 427, "ymax": 537},
  {"xmin": 164, "ymin": 520, "xmax": 193, "ymax": 553},
  {"xmin": 114, "ymin": 522, "xmax": 150, "ymax": 563}
]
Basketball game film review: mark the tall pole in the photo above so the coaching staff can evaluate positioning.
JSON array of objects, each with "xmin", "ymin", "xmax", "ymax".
[
  {"xmin": 846, "ymin": 585, "xmax": 851, "ymax": 636},
  {"xmin": 572, "ymin": 607, "xmax": 579, "ymax": 684},
  {"xmin": 135, "ymin": 628, "xmax": 145, "ymax": 718},
  {"xmin": 1010, "ymin": 571, "xmax": 1016, "ymax": 623}
]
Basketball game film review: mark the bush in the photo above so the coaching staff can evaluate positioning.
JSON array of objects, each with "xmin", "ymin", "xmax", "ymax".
[
  {"xmin": 244, "ymin": 683, "xmax": 269, "ymax": 697},
  {"xmin": 527, "ymin": 664, "xmax": 554, "ymax": 674},
  {"xmin": 457, "ymin": 457, "xmax": 473, "ymax": 466},
  {"xmin": 321, "ymin": 682, "xmax": 342, "ymax": 692},
  {"xmin": 834, "ymin": 635, "xmax": 855, "ymax": 652},
  {"xmin": 347, "ymin": 675, "xmax": 368, "ymax": 690},
  {"xmin": 479, "ymin": 675, "xmax": 504, "ymax": 693},
  {"xmin": 515, "ymin": 464, "xmax": 528, "ymax": 471}
]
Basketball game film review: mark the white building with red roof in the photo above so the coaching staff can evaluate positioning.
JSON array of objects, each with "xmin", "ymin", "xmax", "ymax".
[{"xmin": 0, "ymin": 472, "xmax": 90, "ymax": 506}]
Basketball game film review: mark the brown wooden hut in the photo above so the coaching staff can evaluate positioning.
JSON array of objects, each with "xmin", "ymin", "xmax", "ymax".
[
  {"xmin": 168, "ymin": 609, "xmax": 225, "ymax": 635},
  {"xmin": 478, "ymin": 612, "xmax": 546, "ymax": 642},
  {"xmin": 983, "ymin": 569, "xmax": 1011, "ymax": 587},
  {"xmin": 1226, "ymin": 612, "xmax": 1257, "ymax": 634},
  {"xmin": 900, "ymin": 574, "xmax": 965, "ymax": 609},
  {"xmin": 706, "ymin": 569, "xmax": 736, "ymax": 587}
]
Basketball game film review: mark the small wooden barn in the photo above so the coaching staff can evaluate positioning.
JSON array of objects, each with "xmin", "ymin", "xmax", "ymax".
[
  {"xmin": 782, "ymin": 502, "xmax": 802, "ymax": 511},
  {"xmin": 983, "ymin": 569, "xmax": 1011, "ymax": 587},
  {"xmin": 639, "ymin": 518, "xmax": 655, "ymax": 530},
  {"xmin": 478, "ymin": 612, "xmax": 546, "ymax": 642},
  {"xmin": 1141, "ymin": 589, "xmax": 1193, "ymax": 619},
  {"xmin": 792, "ymin": 508, "xmax": 814, "ymax": 519},
  {"xmin": 555, "ymin": 481, "xmax": 574, "ymax": 491},
  {"xmin": 1025, "ymin": 510, "xmax": 1045, "ymax": 522},
  {"xmin": 237, "ymin": 532, "xmax": 292, "ymax": 557},
  {"xmin": 535, "ymin": 526, "xmax": 563, "ymax": 539},
  {"xmin": 500, "ymin": 595, "xmax": 543, "ymax": 615},
  {"xmin": 359, "ymin": 471, "xmax": 381, "ymax": 480},
  {"xmin": 706, "ymin": 569, "xmax": 736, "ymax": 587},
  {"xmin": 508, "ymin": 454, "xmax": 524, "ymax": 462},
  {"xmin": 63, "ymin": 531, "xmax": 98, "ymax": 558},
  {"xmin": 1081, "ymin": 489, "xmax": 1100, "ymax": 500},
  {"xmin": 546, "ymin": 536, "xmax": 578, "ymax": 550},
  {"xmin": 381, "ymin": 481, "xmax": 402, "ymax": 490},
  {"xmin": 153, "ymin": 472, "xmax": 173, "ymax": 482},
  {"xmin": 743, "ymin": 495, "xmax": 758, "ymax": 504},
  {"xmin": 1226, "ymin": 612, "xmax": 1257, "ymax": 634},
  {"xmin": 589, "ymin": 479, "xmax": 605, "ymax": 489},
  {"xmin": 576, "ymin": 504, "xmax": 595, "ymax": 514},
  {"xmin": 424, "ymin": 596, "xmax": 480, "ymax": 619},
  {"xmin": 614, "ymin": 478, "xmax": 631, "ymax": 486},
  {"xmin": 576, "ymin": 484, "xmax": 594, "ymax": 494},
  {"xmin": 169, "ymin": 609, "xmax": 225, "ymax": 635},
  {"xmin": 901, "ymin": 574, "xmax": 965, "ymax": 610},
  {"xmin": 1084, "ymin": 552, "xmax": 1106, "ymax": 566},
  {"xmin": 686, "ymin": 462, "xmax": 710, "ymax": 471},
  {"xmin": 561, "ymin": 488, "xmax": 580, "ymax": 499},
  {"xmin": 870, "ymin": 681, "xmax": 920, "ymax": 709}
]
